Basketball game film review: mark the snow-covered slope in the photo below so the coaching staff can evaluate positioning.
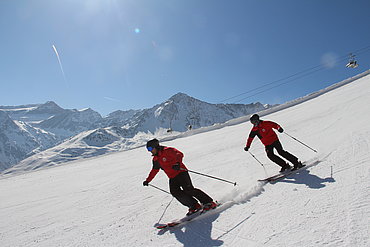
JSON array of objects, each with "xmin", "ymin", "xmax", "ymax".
[{"xmin": 0, "ymin": 71, "xmax": 369, "ymax": 247}]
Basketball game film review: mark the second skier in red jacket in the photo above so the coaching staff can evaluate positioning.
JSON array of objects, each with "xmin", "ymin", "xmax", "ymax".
[{"xmin": 244, "ymin": 114, "xmax": 303, "ymax": 172}]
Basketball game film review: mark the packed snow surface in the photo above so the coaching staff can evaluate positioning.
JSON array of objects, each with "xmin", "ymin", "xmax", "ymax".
[{"xmin": 0, "ymin": 72, "xmax": 369, "ymax": 246}]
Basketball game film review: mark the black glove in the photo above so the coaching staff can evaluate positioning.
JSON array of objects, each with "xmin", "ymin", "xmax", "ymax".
[
  {"xmin": 278, "ymin": 127, "xmax": 284, "ymax": 133},
  {"xmin": 143, "ymin": 180, "xmax": 149, "ymax": 186},
  {"xmin": 172, "ymin": 163, "xmax": 180, "ymax": 170},
  {"xmin": 244, "ymin": 146, "xmax": 249, "ymax": 151}
]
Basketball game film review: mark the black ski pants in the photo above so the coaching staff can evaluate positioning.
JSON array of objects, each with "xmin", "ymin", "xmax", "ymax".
[
  {"xmin": 265, "ymin": 140, "xmax": 299, "ymax": 167},
  {"xmin": 169, "ymin": 171, "xmax": 213, "ymax": 208}
]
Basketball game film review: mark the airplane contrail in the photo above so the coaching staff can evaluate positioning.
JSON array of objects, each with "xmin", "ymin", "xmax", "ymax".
[
  {"xmin": 52, "ymin": 44, "xmax": 68, "ymax": 86},
  {"xmin": 104, "ymin": 96, "xmax": 122, "ymax": 103}
]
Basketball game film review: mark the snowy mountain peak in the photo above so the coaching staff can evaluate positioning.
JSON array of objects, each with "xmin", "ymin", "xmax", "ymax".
[
  {"xmin": 29, "ymin": 101, "xmax": 64, "ymax": 115},
  {"xmin": 38, "ymin": 101, "xmax": 62, "ymax": 110},
  {"xmin": 167, "ymin": 92, "xmax": 203, "ymax": 105},
  {"xmin": 169, "ymin": 92, "xmax": 193, "ymax": 100},
  {"xmin": 128, "ymin": 92, "xmax": 273, "ymax": 134}
]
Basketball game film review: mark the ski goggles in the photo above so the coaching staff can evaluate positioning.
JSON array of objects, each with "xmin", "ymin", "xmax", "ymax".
[
  {"xmin": 147, "ymin": 146, "xmax": 154, "ymax": 152},
  {"xmin": 251, "ymin": 119, "xmax": 259, "ymax": 125}
]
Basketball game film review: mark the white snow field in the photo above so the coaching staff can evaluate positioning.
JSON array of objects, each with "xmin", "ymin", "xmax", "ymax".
[{"xmin": 1, "ymin": 71, "xmax": 369, "ymax": 246}]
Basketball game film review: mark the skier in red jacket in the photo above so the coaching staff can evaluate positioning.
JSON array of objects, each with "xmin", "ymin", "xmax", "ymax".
[
  {"xmin": 143, "ymin": 139, "xmax": 217, "ymax": 216},
  {"xmin": 244, "ymin": 114, "xmax": 303, "ymax": 172}
]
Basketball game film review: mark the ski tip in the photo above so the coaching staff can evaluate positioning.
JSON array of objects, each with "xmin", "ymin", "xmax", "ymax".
[
  {"xmin": 155, "ymin": 222, "xmax": 181, "ymax": 229},
  {"xmin": 156, "ymin": 224, "xmax": 168, "ymax": 229},
  {"xmin": 154, "ymin": 223, "xmax": 168, "ymax": 229},
  {"xmin": 167, "ymin": 222, "xmax": 180, "ymax": 227}
]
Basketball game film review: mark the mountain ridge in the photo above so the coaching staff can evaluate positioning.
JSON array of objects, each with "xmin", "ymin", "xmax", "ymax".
[{"xmin": 0, "ymin": 93, "xmax": 272, "ymax": 173}]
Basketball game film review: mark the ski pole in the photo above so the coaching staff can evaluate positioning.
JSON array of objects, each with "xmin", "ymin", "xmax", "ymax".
[
  {"xmin": 284, "ymin": 132, "xmax": 318, "ymax": 153},
  {"xmin": 248, "ymin": 151, "xmax": 265, "ymax": 167},
  {"xmin": 248, "ymin": 151, "xmax": 268, "ymax": 176},
  {"xmin": 156, "ymin": 197, "xmax": 174, "ymax": 224},
  {"xmin": 149, "ymin": 184, "xmax": 171, "ymax": 195},
  {"xmin": 181, "ymin": 168, "xmax": 237, "ymax": 186}
]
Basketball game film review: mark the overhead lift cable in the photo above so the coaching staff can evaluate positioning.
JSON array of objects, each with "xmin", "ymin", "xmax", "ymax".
[{"xmin": 220, "ymin": 44, "xmax": 370, "ymax": 104}]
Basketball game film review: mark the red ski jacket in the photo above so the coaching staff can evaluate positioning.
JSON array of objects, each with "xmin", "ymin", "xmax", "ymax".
[
  {"xmin": 246, "ymin": 120, "xmax": 282, "ymax": 147},
  {"xmin": 146, "ymin": 146, "xmax": 187, "ymax": 182}
]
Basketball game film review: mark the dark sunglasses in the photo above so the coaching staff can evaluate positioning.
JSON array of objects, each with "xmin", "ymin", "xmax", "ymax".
[{"xmin": 251, "ymin": 119, "xmax": 259, "ymax": 125}]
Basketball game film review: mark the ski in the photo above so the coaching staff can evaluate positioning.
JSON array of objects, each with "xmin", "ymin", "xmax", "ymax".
[
  {"xmin": 155, "ymin": 202, "xmax": 221, "ymax": 229},
  {"xmin": 258, "ymin": 159, "xmax": 321, "ymax": 183},
  {"xmin": 258, "ymin": 164, "xmax": 309, "ymax": 183},
  {"xmin": 258, "ymin": 172, "xmax": 290, "ymax": 182},
  {"xmin": 155, "ymin": 211, "xmax": 201, "ymax": 229}
]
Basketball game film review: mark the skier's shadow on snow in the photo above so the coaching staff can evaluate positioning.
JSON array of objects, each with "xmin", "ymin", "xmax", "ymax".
[
  {"xmin": 277, "ymin": 169, "xmax": 335, "ymax": 188},
  {"xmin": 158, "ymin": 212, "xmax": 224, "ymax": 247}
]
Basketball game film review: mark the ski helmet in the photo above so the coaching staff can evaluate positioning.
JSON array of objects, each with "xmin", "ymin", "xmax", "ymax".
[
  {"xmin": 250, "ymin": 114, "xmax": 260, "ymax": 124},
  {"xmin": 146, "ymin": 138, "xmax": 160, "ymax": 149}
]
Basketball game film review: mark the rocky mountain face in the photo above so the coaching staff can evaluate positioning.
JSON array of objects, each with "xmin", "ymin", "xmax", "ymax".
[
  {"xmin": 0, "ymin": 102, "xmax": 104, "ymax": 170},
  {"xmin": 103, "ymin": 109, "xmax": 141, "ymax": 127},
  {"xmin": 35, "ymin": 108, "xmax": 103, "ymax": 139},
  {"xmin": 0, "ymin": 94, "xmax": 274, "ymax": 173},
  {"xmin": 0, "ymin": 110, "xmax": 46, "ymax": 171}
]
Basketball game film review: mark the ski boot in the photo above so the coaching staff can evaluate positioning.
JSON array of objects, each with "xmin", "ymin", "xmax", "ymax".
[
  {"xmin": 292, "ymin": 161, "xmax": 305, "ymax": 171},
  {"xmin": 186, "ymin": 203, "xmax": 202, "ymax": 216},
  {"xmin": 202, "ymin": 201, "xmax": 218, "ymax": 211},
  {"xmin": 280, "ymin": 163, "xmax": 291, "ymax": 173}
]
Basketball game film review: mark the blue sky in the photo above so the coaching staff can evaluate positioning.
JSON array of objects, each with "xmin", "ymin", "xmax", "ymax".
[{"xmin": 1, "ymin": 0, "xmax": 370, "ymax": 116}]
